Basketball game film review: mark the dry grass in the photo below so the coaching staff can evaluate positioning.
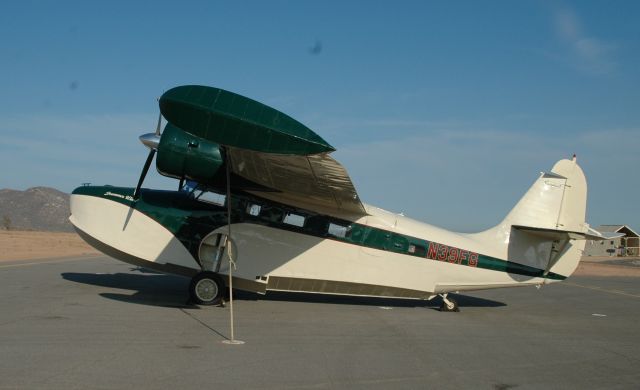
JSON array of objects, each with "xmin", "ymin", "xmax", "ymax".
[
  {"xmin": 574, "ymin": 260, "xmax": 640, "ymax": 277},
  {"xmin": 0, "ymin": 230, "xmax": 100, "ymax": 261}
]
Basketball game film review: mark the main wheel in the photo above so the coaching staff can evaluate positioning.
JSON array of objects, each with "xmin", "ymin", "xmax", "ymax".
[{"xmin": 189, "ymin": 272, "xmax": 225, "ymax": 305}]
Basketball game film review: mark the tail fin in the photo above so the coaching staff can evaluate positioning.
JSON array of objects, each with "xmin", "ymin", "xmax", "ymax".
[
  {"xmin": 504, "ymin": 156, "xmax": 588, "ymax": 233},
  {"xmin": 477, "ymin": 157, "xmax": 591, "ymax": 279}
]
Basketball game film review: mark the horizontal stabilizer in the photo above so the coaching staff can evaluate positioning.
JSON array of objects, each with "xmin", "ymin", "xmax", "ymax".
[
  {"xmin": 584, "ymin": 227, "xmax": 625, "ymax": 240},
  {"xmin": 513, "ymin": 225, "xmax": 624, "ymax": 241}
]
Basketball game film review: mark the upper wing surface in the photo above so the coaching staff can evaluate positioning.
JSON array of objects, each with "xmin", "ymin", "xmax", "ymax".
[{"xmin": 160, "ymin": 85, "xmax": 334, "ymax": 155}]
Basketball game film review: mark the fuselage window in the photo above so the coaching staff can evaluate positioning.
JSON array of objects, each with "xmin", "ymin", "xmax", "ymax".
[
  {"xmin": 283, "ymin": 212, "xmax": 305, "ymax": 227},
  {"xmin": 328, "ymin": 223, "xmax": 348, "ymax": 238},
  {"xmin": 304, "ymin": 216, "xmax": 328, "ymax": 235},
  {"xmin": 408, "ymin": 244, "xmax": 426, "ymax": 256},
  {"xmin": 247, "ymin": 204, "xmax": 261, "ymax": 216},
  {"xmin": 260, "ymin": 205, "xmax": 284, "ymax": 223},
  {"xmin": 194, "ymin": 190, "xmax": 226, "ymax": 206}
]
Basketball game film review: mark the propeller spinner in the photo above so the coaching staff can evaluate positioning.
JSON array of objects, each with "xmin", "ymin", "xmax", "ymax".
[{"xmin": 133, "ymin": 112, "xmax": 162, "ymax": 200}]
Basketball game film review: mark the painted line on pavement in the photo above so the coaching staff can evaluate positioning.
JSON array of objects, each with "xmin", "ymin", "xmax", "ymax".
[
  {"xmin": 564, "ymin": 281, "xmax": 640, "ymax": 299},
  {"xmin": 0, "ymin": 256, "xmax": 105, "ymax": 269}
]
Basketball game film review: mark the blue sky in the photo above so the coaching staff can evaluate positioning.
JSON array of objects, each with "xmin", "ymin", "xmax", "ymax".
[{"xmin": 1, "ymin": 1, "xmax": 638, "ymax": 232}]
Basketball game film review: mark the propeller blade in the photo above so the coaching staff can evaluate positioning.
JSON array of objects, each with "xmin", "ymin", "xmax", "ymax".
[
  {"xmin": 133, "ymin": 110, "xmax": 162, "ymax": 200},
  {"xmin": 133, "ymin": 149, "xmax": 156, "ymax": 200},
  {"xmin": 155, "ymin": 112, "xmax": 162, "ymax": 136}
]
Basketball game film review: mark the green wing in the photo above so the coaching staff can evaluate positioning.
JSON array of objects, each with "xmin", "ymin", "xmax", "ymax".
[
  {"xmin": 159, "ymin": 85, "xmax": 366, "ymax": 217},
  {"xmin": 160, "ymin": 85, "xmax": 334, "ymax": 155}
]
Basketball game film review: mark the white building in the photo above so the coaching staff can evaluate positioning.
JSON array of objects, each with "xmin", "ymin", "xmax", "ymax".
[{"xmin": 584, "ymin": 225, "xmax": 639, "ymax": 257}]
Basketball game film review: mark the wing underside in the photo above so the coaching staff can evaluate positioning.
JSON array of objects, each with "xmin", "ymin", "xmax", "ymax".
[{"xmin": 227, "ymin": 148, "xmax": 366, "ymax": 217}]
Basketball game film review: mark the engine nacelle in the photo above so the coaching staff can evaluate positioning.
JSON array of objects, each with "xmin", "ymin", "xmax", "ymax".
[{"xmin": 156, "ymin": 123, "xmax": 223, "ymax": 182}]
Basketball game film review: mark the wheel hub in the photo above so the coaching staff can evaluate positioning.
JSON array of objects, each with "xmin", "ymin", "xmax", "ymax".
[{"xmin": 195, "ymin": 278, "xmax": 218, "ymax": 302}]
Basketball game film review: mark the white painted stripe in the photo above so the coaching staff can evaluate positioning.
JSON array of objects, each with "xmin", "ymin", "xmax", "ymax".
[{"xmin": 0, "ymin": 256, "xmax": 103, "ymax": 269}]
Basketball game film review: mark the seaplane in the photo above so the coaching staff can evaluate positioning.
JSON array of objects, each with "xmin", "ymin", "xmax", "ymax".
[{"xmin": 69, "ymin": 85, "xmax": 615, "ymax": 311}]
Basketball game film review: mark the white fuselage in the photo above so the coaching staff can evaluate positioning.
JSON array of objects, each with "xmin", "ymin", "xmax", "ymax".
[{"xmin": 70, "ymin": 191, "xmax": 560, "ymax": 300}]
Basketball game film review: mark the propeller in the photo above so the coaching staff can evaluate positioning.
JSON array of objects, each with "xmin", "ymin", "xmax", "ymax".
[{"xmin": 133, "ymin": 112, "xmax": 163, "ymax": 200}]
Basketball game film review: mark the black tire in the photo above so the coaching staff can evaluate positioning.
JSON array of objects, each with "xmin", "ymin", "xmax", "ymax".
[
  {"xmin": 439, "ymin": 298, "xmax": 460, "ymax": 312},
  {"xmin": 189, "ymin": 272, "xmax": 225, "ymax": 305}
]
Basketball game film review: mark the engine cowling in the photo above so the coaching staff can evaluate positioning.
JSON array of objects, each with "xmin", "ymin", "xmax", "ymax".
[{"xmin": 156, "ymin": 123, "xmax": 224, "ymax": 182}]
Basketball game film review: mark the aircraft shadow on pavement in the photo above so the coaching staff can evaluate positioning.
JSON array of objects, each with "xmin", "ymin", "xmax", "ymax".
[
  {"xmin": 60, "ymin": 271, "xmax": 505, "ymax": 309},
  {"xmin": 247, "ymin": 290, "xmax": 505, "ymax": 309},
  {"xmin": 61, "ymin": 271, "xmax": 194, "ymax": 308}
]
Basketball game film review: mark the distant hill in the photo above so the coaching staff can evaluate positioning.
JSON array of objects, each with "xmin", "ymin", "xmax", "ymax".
[{"xmin": 0, "ymin": 187, "xmax": 72, "ymax": 232}]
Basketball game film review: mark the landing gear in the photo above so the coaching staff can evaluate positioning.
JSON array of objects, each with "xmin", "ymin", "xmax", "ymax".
[
  {"xmin": 189, "ymin": 271, "xmax": 225, "ymax": 306},
  {"xmin": 439, "ymin": 293, "xmax": 459, "ymax": 312}
]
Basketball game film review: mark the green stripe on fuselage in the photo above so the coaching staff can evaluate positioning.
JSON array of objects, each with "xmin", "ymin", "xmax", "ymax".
[{"xmin": 72, "ymin": 186, "xmax": 566, "ymax": 281}]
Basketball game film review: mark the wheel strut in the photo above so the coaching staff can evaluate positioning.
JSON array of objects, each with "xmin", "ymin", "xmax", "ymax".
[{"xmin": 439, "ymin": 293, "xmax": 460, "ymax": 312}]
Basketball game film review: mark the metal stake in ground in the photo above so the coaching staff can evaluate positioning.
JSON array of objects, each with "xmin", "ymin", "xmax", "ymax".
[{"xmin": 221, "ymin": 149, "xmax": 244, "ymax": 345}]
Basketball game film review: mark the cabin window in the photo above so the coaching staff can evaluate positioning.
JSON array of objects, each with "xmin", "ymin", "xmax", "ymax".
[
  {"xmin": 304, "ymin": 216, "xmax": 328, "ymax": 235},
  {"xmin": 246, "ymin": 204, "xmax": 261, "ymax": 216},
  {"xmin": 328, "ymin": 223, "xmax": 348, "ymax": 238},
  {"xmin": 194, "ymin": 190, "xmax": 226, "ymax": 206},
  {"xmin": 408, "ymin": 244, "xmax": 426, "ymax": 256},
  {"xmin": 283, "ymin": 212, "xmax": 305, "ymax": 227},
  {"xmin": 260, "ymin": 205, "xmax": 284, "ymax": 223}
]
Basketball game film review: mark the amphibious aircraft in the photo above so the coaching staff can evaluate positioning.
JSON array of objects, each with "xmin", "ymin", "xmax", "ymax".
[{"xmin": 69, "ymin": 85, "xmax": 616, "ymax": 311}]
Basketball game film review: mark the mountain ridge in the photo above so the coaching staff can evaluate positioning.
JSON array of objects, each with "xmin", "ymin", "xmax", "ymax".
[{"xmin": 0, "ymin": 187, "xmax": 73, "ymax": 232}]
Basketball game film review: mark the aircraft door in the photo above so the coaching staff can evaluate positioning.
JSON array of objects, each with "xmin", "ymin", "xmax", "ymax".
[
  {"xmin": 359, "ymin": 216, "xmax": 396, "ymax": 257},
  {"xmin": 198, "ymin": 232, "xmax": 229, "ymax": 272}
]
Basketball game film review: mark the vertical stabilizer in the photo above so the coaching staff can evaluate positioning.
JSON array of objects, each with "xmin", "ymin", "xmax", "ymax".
[
  {"xmin": 501, "ymin": 156, "xmax": 588, "ymax": 234},
  {"xmin": 472, "ymin": 157, "xmax": 589, "ymax": 279}
]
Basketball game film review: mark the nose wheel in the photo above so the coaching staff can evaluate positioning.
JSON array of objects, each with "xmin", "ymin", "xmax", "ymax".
[{"xmin": 189, "ymin": 271, "xmax": 225, "ymax": 306}]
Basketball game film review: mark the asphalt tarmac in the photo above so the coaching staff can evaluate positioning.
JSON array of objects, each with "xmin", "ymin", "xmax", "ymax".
[{"xmin": 1, "ymin": 255, "xmax": 638, "ymax": 389}]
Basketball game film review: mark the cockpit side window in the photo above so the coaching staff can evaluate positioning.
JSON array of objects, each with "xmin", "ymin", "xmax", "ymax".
[
  {"xmin": 193, "ymin": 190, "xmax": 226, "ymax": 206},
  {"xmin": 181, "ymin": 180, "xmax": 198, "ymax": 193}
]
